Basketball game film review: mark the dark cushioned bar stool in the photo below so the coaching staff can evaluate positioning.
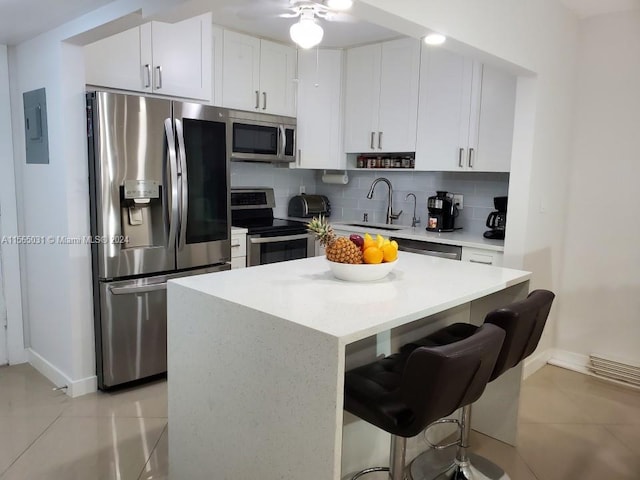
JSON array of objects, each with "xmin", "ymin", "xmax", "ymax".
[
  {"xmin": 409, "ymin": 289, "xmax": 555, "ymax": 480},
  {"xmin": 344, "ymin": 323, "xmax": 507, "ymax": 480}
]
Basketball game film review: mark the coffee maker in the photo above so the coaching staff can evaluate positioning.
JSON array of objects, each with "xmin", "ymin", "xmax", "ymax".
[
  {"xmin": 427, "ymin": 191, "xmax": 457, "ymax": 232},
  {"xmin": 483, "ymin": 196, "xmax": 508, "ymax": 239}
]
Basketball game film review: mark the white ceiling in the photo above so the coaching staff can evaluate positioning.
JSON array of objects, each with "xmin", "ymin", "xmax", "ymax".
[
  {"xmin": 560, "ymin": 0, "xmax": 640, "ymax": 18},
  {"xmin": 0, "ymin": 0, "xmax": 399, "ymax": 47},
  {"xmin": 3, "ymin": 0, "xmax": 640, "ymax": 47},
  {"xmin": 0, "ymin": 0, "xmax": 118, "ymax": 45}
]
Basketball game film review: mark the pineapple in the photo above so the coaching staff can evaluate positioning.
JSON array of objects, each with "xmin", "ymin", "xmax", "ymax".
[{"xmin": 307, "ymin": 216, "xmax": 363, "ymax": 264}]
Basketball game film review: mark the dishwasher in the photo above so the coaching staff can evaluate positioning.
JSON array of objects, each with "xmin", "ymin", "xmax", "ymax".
[{"xmin": 391, "ymin": 237, "xmax": 462, "ymax": 260}]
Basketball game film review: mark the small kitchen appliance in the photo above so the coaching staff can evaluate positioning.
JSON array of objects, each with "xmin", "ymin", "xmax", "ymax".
[
  {"xmin": 426, "ymin": 191, "xmax": 457, "ymax": 232},
  {"xmin": 287, "ymin": 194, "xmax": 331, "ymax": 218},
  {"xmin": 483, "ymin": 196, "xmax": 508, "ymax": 240}
]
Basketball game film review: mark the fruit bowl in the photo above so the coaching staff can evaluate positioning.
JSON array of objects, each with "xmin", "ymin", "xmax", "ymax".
[{"xmin": 327, "ymin": 258, "xmax": 398, "ymax": 282}]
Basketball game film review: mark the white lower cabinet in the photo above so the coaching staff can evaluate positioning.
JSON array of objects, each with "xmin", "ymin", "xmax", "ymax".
[
  {"xmin": 231, "ymin": 228, "xmax": 247, "ymax": 269},
  {"xmin": 461, "ymin": 247, "xmax": 504, "ymax": 267}
]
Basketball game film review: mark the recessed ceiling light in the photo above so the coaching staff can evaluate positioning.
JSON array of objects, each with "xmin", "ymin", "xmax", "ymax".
[
  {"xmin": 326, "ymin": 0, "xmax": 353, "ymax": 11},
  {"xmin": 424, "ymin": 33, "xmax": 446, "ymax": 46}
]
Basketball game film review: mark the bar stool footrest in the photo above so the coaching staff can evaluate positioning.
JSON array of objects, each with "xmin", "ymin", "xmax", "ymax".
[{"xmin": 410, "ymin": 448, "xmax": 510, "ymax": 480}]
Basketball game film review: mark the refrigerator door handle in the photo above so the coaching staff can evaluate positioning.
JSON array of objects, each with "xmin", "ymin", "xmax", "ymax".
[
  {"xmin": 164, "ymin": 118, "xmax": 179, "ymax": 250},
  {"xmin": 109, "ymin": 282, "xmax": 167, "ymax": 295},
  {"xmin": 175, "ymin": 118, "xmax": 189, "ymax": 251}
]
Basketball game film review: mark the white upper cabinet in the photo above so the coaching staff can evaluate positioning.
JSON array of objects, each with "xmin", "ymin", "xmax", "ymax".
[
  {"xmin": 85, "ymin": 27, "xmax": 145, "ymax": 92},
  {"xmin": 296, "ymin": 49, "xmax": 344, "ymax": 169},
  {"xmin": 344, "ymin": 37, "xmax": 420, "ymax": 154},
  {"xmin": 85, "ymin": 13, "xmax": 212, "ymax": 101},
  {"xmin": 415, "ymin": 47, "xmax": 516, "ymax": 172},
  {"xmin": 222, "ymin": 31, "xmax": 297, "ymax": 116},
  {"xmin": 150, "ymin": 14, "xmax": 212, "ymax": 100}
]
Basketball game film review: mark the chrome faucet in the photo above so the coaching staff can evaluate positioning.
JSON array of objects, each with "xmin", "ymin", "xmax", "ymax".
[
  {"xmin": 405, "ymin": 193, "xmax": 420, "ymax": 227},
  {"xmin": 366, "ymin": 177, "xmax": 402, "ymax": 224}
]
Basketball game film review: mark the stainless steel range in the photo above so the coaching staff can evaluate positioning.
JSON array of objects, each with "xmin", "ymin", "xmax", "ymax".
[{"xmin": 231, "ymin": 188, "xmax": 315, "ymax": 266}]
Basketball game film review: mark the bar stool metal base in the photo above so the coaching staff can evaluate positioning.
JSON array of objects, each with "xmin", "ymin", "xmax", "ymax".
[
  {"xmin": 410, "ymin": 447, "xmax": 509, "ymax": 480},
  {"xmin": 351, "ymin": 466, "xmax": 389, "ymax": 479},
  {"xmin": 350, "ymin": 435, "xmax": 408, "ymax": 480}
]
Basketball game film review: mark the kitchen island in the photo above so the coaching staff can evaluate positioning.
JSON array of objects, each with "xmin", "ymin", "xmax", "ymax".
[{"xmin": 167, "ymin": 253, "xmax": 530, "ymax": 480}]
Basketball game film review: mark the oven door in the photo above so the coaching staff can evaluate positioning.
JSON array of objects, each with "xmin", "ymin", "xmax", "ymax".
[{"xmin": 247, "ymin": 233, "xmax": 315, "ymax": 266}]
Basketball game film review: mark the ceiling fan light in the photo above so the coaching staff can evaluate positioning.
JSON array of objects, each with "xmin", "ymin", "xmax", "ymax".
[
  {"xmin": 326, "ymin": 0, "xmax": 353, "ymax": 10},
  {"xmin": 424, "ymin": 33, "xmax": 447, "ymax": 45},
  {"xmin": 290, "ymin": 18, "xmax": 324, "ymax": 49}
]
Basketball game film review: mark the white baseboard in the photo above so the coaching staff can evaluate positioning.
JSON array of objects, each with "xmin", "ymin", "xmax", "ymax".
[
  {"xmin": 547, "ymin": 349, "xmax": 591, "ymax": 375},
  {"xmin": 523, "ymin": 348, "xmax": 554, "ymax": 379},
  {"xmin": 28, "ymin": 349, "xmax": 97, "ymax": 398}
]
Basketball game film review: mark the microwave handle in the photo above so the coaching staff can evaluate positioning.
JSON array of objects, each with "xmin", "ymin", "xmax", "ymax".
[{"xmin": 278, "ymin": 125, "xmax": 286, "ymax": 160}]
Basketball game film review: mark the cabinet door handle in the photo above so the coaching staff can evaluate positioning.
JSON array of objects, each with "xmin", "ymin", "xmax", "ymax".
[
  {"xmin": 468, "ymin": 148, "xmax": 475, "ymax": 168},
  {"xmin": 370, "ymin": 132, "xmax": 375, "ymax": 150},
  {"xmin": 378, "ymin": 131, "xmax": 383, "ymax": 150},
  {"xmin": 143, "ymin": 64, "xmax": 151, "ymax": 88},
  {"xmin": 297, "ymin": 149, "xmax": 301, "ymax": 166},
  {"xmin": 469, "ymin": 258, "xmax": 493, "ymax": 265},
  {"xmin": 155, "ymin": 65, "xmax": 162, "ymax": 89},
  {"xmin": 255, "ymin": 91, "xmax": 260, "ymax": 109},
  {"xmin": 458, "ymin": 148, "xmax": 465, "ymax": 168},
  {"xmin": 262, "ymin": 92, "xmax": 267, "ymax": 110}
]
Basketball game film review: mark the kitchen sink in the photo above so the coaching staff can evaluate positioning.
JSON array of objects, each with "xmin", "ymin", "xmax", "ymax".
[{"xmin": 342, "ymin": 222, "xmax": 406, "ymax": 231}]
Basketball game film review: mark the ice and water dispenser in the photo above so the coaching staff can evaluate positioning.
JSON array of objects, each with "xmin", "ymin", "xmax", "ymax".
[{"xmin": 120, "ymin": 179, "xmax": 165, "ymax": 249}]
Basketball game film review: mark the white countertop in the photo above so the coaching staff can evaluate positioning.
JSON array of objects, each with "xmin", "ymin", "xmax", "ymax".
[
  {"xmin": 171, "ymin": 252, "xmax": 529, "ymax": 344},
  {"xmin": 231, "ymin": 226, "xmax": 248, "ymax": 234},
  {"xmin": 280, "ymin": 217, "xmax": 504, "ymax": 251},
  {"xmin": 332, "ymin": 222, "xmax": 505, "ymax": 251}
]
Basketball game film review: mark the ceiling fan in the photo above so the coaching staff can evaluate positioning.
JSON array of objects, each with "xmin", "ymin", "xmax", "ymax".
[
  {"xmin": 236, "ymin": 0, "xmax": 355, "ymax": 49},
  {"xmin": 285, "ymin": 0, "xmax": 354, "ymax": 49}
]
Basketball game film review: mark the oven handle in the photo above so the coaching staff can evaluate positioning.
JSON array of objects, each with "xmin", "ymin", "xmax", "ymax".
[{"xmin": 249, "ymin": 233, "xmax": 312, "ymax": 244}]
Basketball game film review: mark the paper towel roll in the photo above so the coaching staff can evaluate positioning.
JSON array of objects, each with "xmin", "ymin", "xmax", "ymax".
[{"xmin": 321, "ymin": 172, "xmax": 349, "ymax": 185}]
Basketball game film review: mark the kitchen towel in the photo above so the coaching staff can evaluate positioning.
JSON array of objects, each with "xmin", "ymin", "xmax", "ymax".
[{"xmin": 321, "ymin": 172, "xmax": 349, "ymax": 185}]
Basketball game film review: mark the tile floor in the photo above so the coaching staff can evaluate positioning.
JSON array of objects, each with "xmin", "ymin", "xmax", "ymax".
[{"xmin": 0, "ymin": 363, "xmax": 638, "ymax": 479}]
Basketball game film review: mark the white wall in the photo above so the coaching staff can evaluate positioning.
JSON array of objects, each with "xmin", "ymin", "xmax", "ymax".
[
  {"xmin": 357, "ymin": 0, "xmax": 580, "ymax": 361},
  {"xmin": 0, "ymin": 45, "xmax": 26, "ymax": 366},
  {"xmin": 557, "ymin": 11, "xmax": 640, "ymax": 365},
  {"xmin": 8, "ymin": 0, "xmax": 190, "ymax": 395}
]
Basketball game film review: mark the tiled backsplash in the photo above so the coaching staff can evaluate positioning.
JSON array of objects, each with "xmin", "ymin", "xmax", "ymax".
[
  {"xmin": 230, "ymin": 162, "xmax": 509, "ymax": 235},
  {"xmin": 315, "ymin": 170, "xmax": 509, "ymax": 235},
  {"xmin": 230, "ymin": 163, "xmax": 318, "ymax": 218}
]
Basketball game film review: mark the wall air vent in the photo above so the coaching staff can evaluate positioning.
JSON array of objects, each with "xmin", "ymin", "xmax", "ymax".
[{"xmin": 588, "ymin": 354, "xmax": 640, "ymax": 389}]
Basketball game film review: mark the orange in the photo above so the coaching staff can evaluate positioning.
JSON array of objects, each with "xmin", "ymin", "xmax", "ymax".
[
  {"xmin": 382, "ymin": 244, "xmax": 398, "ymax": 262},
  {"xmin": 363, "ymin": 246, "xmax": 383, "ymax": 264}
]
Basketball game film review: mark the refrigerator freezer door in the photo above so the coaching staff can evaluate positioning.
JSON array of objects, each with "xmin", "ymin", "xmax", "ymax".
[
  {"xmin": 88, "ymin": 92, "xmax": 175, "ymax": 279},
  {"xmin": 173, "ymin": 102, "xmax": 231, "ymax": 270},
  {"xmin": 96, "ymin": 264, "xmax": 230, "ymax": 389}
]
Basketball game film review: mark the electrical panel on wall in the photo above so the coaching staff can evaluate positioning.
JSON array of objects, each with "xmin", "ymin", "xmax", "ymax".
[{"xmin": 23, "ymin": 88, "xmax": 49, "ymax": 165}]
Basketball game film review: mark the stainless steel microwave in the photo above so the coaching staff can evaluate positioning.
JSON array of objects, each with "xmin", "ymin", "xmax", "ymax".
[{"xmin": 228, "ymin": 110, "xmax": 296, "ymax": 163}]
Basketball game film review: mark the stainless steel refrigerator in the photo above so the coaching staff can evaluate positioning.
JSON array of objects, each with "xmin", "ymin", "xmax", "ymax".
[{"xmin": 86, "ymin": 91, "xmax": 231, "ymax": 390}]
